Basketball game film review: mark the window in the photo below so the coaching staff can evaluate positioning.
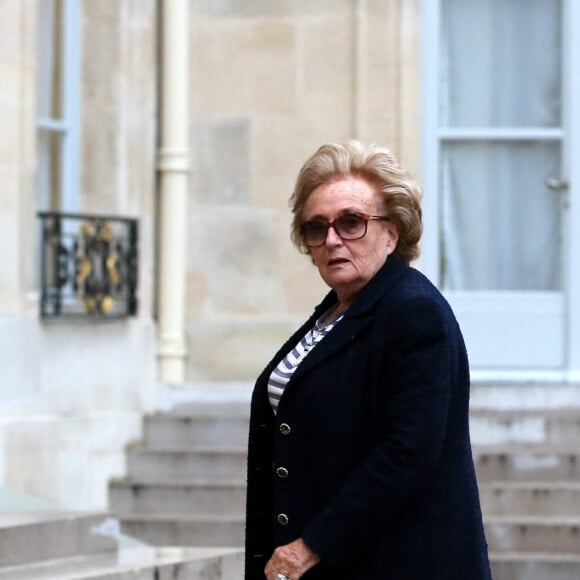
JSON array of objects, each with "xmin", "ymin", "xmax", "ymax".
[
  {"xmin": 36, "ymin": 0, "xmax": 81, "ymax": 212},
  {"xmin": 423, "ymin": 0, "xmax": 564, "ymax": 291}
]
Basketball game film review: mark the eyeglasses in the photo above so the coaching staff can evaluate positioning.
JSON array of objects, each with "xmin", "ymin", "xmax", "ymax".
[{"xmin": 299, "ymin": 212, "xmax": 390, "ymax": 247}]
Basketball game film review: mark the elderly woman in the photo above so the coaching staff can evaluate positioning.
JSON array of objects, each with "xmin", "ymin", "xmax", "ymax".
[{"xmin": 245, "ymin": 141, "xmax": 491, "ymax": 580}]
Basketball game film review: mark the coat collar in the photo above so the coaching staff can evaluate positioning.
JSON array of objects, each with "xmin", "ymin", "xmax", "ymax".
[
  {"xmin": 280, "ymin": 253, "xmax": 410, "ymax": 391},
  {"xmin": 334, "ymin": 252, "xmax": 409, "ymax": 319}
]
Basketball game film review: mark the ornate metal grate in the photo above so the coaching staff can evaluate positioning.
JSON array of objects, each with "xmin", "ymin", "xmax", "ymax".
[{"xmin": 38, "ymin": 212, "xmax": 138, "ymax": 318}]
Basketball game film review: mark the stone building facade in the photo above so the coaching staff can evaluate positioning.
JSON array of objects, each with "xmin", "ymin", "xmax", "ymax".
[{"xmin": 0, "ymin": 0, "xmax": 420, "ymax": 509}]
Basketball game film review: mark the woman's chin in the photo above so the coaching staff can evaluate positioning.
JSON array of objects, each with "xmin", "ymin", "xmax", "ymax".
[{"xmin": 321, "ymin": 270, "xmax": 355, "ymax": 289}]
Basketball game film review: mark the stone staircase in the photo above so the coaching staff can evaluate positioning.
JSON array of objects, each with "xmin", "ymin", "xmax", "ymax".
[
  {"xmin": 471, "ymin": 382, "xmax": 580, "ymax": 580},
  {"xmin": 109, "ymin": 400, "xmax": 249, "ymax": 548},
  {"xmin": 0, "ymin": 487, "xmax": 243, "ymax": 579},
  {"xmin": 109, "ymin": 382, "xmax": 580, "ymax": 580}
]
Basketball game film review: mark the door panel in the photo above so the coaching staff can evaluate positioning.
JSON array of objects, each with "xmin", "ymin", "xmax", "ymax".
[
  {"xmin": 423, "ymin": 0, "xmax": 567, "ymax": 370},
  {"xmin": 446, "ymin": 293, "xmax": 564, "ymax": 368}
]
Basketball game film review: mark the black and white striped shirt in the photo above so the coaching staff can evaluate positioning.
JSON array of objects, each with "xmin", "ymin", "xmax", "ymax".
[{"xmin": 267, "ymin": 310, "xmax": 344, "ymax": 413}]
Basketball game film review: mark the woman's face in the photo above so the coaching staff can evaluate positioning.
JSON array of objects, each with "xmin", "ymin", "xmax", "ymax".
[{"xmin": 303, "ymin": 176, "xmax": 398, "ymax": 307}]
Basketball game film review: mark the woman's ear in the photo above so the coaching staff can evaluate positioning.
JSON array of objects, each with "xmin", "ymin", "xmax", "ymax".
[
  {"xmin": 387, "ymin": 223, "xmax": 399, "ymax": 245},
  {"xmin": 386, "ymin": 223, "xmax": 399, "ymax": 254}
]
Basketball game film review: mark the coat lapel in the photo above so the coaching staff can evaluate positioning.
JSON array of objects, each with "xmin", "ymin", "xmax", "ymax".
[
  {"xmin": 286, "ymin": 254, "xmax": 409, "ymax": 387},
  {"xmin": 252, "ymin": 254, "xmax": 409, "ymax": 410}
]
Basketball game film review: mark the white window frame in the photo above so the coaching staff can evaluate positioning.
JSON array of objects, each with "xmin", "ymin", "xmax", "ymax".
[
  {"xmin": 565, "ymin": 0, "xmax": 580, "ymax": 378},
  {"xmin": 36, "ymin": 0, "xmax": 81, "ymax": 213}
]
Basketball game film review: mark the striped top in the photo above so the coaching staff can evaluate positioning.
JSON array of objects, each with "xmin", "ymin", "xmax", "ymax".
[{"xmin": 267, "ymin": 309, "xmax": 344, "ymax": 414}]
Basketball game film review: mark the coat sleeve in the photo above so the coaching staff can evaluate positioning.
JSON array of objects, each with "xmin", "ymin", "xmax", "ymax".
[{"xmin": 301, "ymin": 293, "xmax": 457, "ymax": 567}]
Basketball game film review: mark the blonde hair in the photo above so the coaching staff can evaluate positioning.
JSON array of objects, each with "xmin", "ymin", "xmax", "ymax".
[{"xmin": 290, "ymin": 141, "xmax": 423, "ymax": 263}]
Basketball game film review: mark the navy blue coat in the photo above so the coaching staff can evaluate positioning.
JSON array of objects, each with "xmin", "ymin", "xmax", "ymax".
[{"xmin": 245, "ymin": 254, "xmax": 492, "ymax": 579}]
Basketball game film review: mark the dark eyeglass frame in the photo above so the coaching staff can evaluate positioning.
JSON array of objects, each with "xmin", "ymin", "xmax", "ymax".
[{"xmin": 299, "ymin": 212, "xmax": 390, "ymax": 248}]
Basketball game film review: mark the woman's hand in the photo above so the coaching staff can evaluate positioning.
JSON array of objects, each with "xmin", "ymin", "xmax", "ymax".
[{"xmin": 264, "ymin": 537, "xmax": 321, "ymax": 580}]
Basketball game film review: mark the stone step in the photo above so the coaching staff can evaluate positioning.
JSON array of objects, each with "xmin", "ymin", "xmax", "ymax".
[
  {"xmin": 109, "ymin": 479, "xmax": 246, "ymax": 516},
  {"xmin": 144, "ymin": 413, "xmax": 250, "ymax": 449},
  {"xmin": 126, "ymin": 445, "xmax": 247, "ymax": 483},
  {"xmin": 470, "ymin": 382, "xmax": 580, "ymax": 412},
  {"xmin": 473, "ymin": 446, "xmax": 580, "ymax": 481},
  {"xmin": 470, "ymin": 409, "xmax": 580, "ymax": 446},
  {"xmin": 485, "ymin": 516, "xmax": 580, "ymax": 554},
  {"xmin": 0, "ymin": 545, "xmax": 244, "ymax": 579},
  {"xmin": 489, "ymin": 552, "xmax": 580, "ymax": 580},
  {"xmin": 143, "ymin": 406, "xmax": 580, "ymax": 448},
  {"xmin": 118, "ymin": 514, "xmax": 245, "ymax": 547},
  {"xmin": 0, "ymin": 512, "xmax": 117, "ymax": 568},
  {"xmin": 479, "ymin": 481, "xmax": 580, "ymax": 516},
  {"xmin": 169, "ymin": 396, "xmax": 251, "ymax": 418}
]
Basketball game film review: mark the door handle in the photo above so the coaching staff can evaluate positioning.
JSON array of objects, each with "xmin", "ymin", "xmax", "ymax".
[{"xmin": 545, "ymin": 177, "xmax": 569, "ymax": 191}]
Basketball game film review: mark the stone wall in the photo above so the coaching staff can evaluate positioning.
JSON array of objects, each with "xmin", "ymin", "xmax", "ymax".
[
  {"xmin": 0, "ymin": 0, "xmax": 36, "ymax": 311},
  {"xmin": 186, "ymin": 0, "xmax": 421, "ymax": 380}
]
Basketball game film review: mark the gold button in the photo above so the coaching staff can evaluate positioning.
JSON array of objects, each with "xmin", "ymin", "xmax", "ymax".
[
  {"xmin": 277, "ymin": 513, "xmax": 289, "ymax": 526},
  {"xmin": 279, "ymin": 423, "xmax": 291, "ymax": 435},
  {"xmin": 276, "ymin": 466, "xmax": 289, "ymax": 478}
]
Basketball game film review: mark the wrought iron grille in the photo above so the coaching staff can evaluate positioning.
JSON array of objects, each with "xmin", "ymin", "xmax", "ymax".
[{"xmin": 38, "ymin": 212, "xmax": 138, "ymax": 319}]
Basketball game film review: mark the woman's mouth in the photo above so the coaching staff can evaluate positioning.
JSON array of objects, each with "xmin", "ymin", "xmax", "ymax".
[{"xmin": 328, "ymin": 258, "xmax": 349, "ymax": 266}]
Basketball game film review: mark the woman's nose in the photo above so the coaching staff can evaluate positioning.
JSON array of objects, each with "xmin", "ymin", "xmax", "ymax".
[{"xmin": 324, "ymin": 225, "xmax": 343, "ymax": 245}]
